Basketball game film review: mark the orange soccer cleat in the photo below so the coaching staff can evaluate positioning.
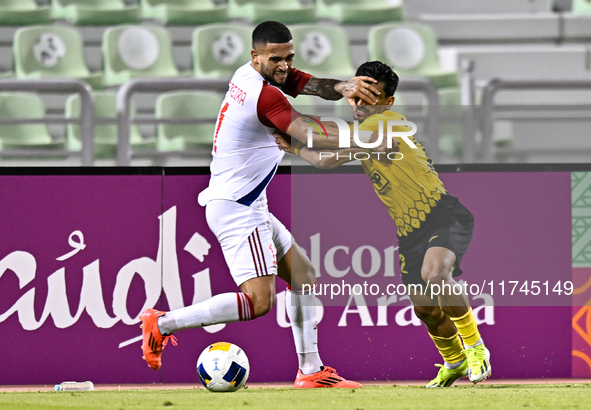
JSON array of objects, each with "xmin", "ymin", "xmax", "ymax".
[
  {"xmin": 294, "ymin": 366, "xmax": 362, "ymax": 389},
  {"xmin": 140, "ymin": 308, "xmax": 177, "ymax": 371}
]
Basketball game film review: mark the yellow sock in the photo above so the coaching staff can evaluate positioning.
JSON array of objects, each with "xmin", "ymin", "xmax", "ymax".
[
  {"xmin": 429, "ymin": 332, "xmax": 465, "ymax": 364},
  {"xmin": 450, "ymin": 307, "xmax": 481, "ymax": 347}
]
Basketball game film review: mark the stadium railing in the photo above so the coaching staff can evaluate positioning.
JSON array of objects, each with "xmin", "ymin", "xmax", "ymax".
[
  {"xmin": 115, "ymin": 77, "xmax": 228, "ymax": 166},
  {"xmin": 480, "ymin": 78, "xmax": 591, "ymax": 162},
  {"xmin": 114, "ymin": 77, "xmax": 441, "ymax": 166},
  {"xmin": 0, "ymin": 78, "xmax": 95, "ymax": 165}
]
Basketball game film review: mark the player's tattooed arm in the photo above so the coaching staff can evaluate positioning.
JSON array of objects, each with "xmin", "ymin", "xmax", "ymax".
[
  {"xmin": 301, "ymin": 76, "xmax": 380, "ymax": 105},
  {"xmin": 300, "ymin": 78, "xmax": 342, "ymax": 100},
  {"xmin": 335, "ymin": 76, "xmax": 381, "ymax": 106}
]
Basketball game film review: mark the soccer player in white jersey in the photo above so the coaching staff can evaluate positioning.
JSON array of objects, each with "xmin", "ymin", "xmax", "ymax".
[{"xmin": 139, "ymin": 21, "xmax": 382, "ymax": 388}]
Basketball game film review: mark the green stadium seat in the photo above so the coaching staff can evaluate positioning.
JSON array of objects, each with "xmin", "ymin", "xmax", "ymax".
[
  {"xmin": 572, "ymin": 0, "xmax": 591, "ymax": 13},
  {"xmin": 369, "ymin": 24, "xmax": 467, "ymax": 159},
  {"xmin": 228, "ymin": 0, "xmax": 315, "ymax": 24},
  {"xmin": 13, "ymin": 26, "xmax": 103, "ymax": 89},
  {"xmin": 192, "ymin": 24, "xmax": 252, "ymax": 78},
  {"xmin": 156, "ymin": 91, "xmax": 223, "ymax": 151},
  {"xmin": 66, "ymin": 92, "xmax": 155, "ymax": 159},
  {"xmin": 0, "ymin": 92, "xmax": 65, "ymax": 152},
  {"xmin": 289, "ymin": 25, "xmax": 355, "ymax": 78},
  {"xmin": 102, "ymin": 25, "xmax": 182, "ymax": 86},
  {"xmin": 51, "ymin": 0, "xmax": 139, "ymax": 25},
  {"xmin": 140, "ymin": 0, "xmax": 228, "ymax": 25},
  {"xmin": 368, "ymin": 23, "xmax": 459, "ymax": 89},
  {"xmin": 315, "ymin": 0, "xmax": 404, "ymax": 25},
  {"xmin": 0, "ymin": 0, "xmax": 51, "ymax": 26}
]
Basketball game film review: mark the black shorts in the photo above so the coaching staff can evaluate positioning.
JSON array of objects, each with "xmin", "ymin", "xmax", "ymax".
[{"xmin": 398, "ymin": 195, "xmax": 474, "ymax": 286}]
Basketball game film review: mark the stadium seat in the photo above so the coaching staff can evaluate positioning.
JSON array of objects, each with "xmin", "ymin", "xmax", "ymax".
[
  {"xmin": 228, "ymin": 0, "xmax": 315, "ymax": 24},
  {"xmin": 0, "ymin": 92, "xmax": 65, "ymax": 152},
  {"xmin": 368, "ymin": 23, "xmax": 465, "ymax": 158},
  {"xmin": 51, "ymin": 0, "xmax": 139, "ymax": 25},
  {"xmin": 13, "ymin": 26, "xmax": 104, "ymax": 89},
  {"xmin": 0, "ymin": 0, "xmax": 51, "ymax": 25},
  {"xmin": 192, "ymin": 24, "xmax": 252, "ymax": 78},
  {"xmin": 404, "ymin": 0, "xmax": 552, "ymax": 16},
  {"xmin": 140, "ymin": 0, "xmax": 228, "ymax": 25},
  {"xmin": 315, "ymin": 0, "xmax": 404, "ymax": 25},
  {"xmin": 156, "ymin": 91, "xmax": 223, "ymax": 151},
  {"xmin": 66, "ymin": 92, "xmax": 155, "ymax": 159},
  {"xmin": 102, "ymin": 25, "xmax": 181, "ymax": 86},
  {"xmin": 368, "ymin": 23, "xmax": 459, "ymax": 89},
  {"xmin": 572, "ymin": 0, "xmax": 591, "ymax": 13},
  {"xmin": 289, "ymin": 25, "xmax": 356, "ymax": 78}
]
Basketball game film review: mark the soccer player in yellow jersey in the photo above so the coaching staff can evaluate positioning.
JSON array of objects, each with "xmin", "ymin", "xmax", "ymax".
[{"xmin": 275, "ymin": 61, "xmax": 491, "ymax": 387}]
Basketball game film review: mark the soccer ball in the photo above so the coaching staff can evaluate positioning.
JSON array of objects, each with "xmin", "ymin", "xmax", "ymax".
[{"xmin": 196, "ymin": 342, "xmax": 250, "ymax": 392}]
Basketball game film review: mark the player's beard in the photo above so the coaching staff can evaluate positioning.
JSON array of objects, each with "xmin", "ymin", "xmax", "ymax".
[{"xmin": 261, "ymin": 64, "xmax": 288, "ymax": 87}]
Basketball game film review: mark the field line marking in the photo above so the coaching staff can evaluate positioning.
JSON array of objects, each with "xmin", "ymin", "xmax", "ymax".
[{"xmin": 119, "ymin": 335, "xmax": 142, "ymax": 349}]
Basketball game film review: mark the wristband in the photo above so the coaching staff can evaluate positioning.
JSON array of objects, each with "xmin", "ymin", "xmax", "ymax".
[{"xmin": 293, "ymin": 141, "xmax": 305, "ymax": 156}]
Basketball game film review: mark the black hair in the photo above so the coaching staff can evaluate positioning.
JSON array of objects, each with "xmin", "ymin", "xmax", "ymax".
[
  {"xmin": 252, "ymin": 21, "xmax": 292, "ymax": 49},
  {"xmin": 355, "ymin": 61, "xmax": 399, "ymax": 97}
]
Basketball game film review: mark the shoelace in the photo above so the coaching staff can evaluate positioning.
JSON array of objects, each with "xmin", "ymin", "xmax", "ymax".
[
  {"xmin": 161, "ymin": 335, "xmax": 178, "ymax": 349},
  {"xmin": 321, "ymin": 366, "xmax": 342, "ymax": 379},
  {"xmin": 462, "ymin": 348, "xmax": 480, "ymax": 371}
]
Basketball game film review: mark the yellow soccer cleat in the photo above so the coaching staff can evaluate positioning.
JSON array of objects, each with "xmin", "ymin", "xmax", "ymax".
[
  {"xmin": 464, "ymin": 344, "xmax": 491, "ymax": 384},
  {"xmin": 426, "ymin": 360, "xmax": 468, "ymax": 388}
]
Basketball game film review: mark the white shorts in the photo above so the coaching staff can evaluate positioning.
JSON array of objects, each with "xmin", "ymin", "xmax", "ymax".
[{"xmin": 205, "ymin": 194, "xmax": 292, "ymax": 286}]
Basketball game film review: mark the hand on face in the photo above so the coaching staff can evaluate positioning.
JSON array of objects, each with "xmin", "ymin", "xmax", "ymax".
[
  {"xmin": 338, "ymin": 76, "xmax": 382, "ymax": 106},
  {"xmin": 351, "ymin": 81, "xmax": 392, "ymax": 122}
]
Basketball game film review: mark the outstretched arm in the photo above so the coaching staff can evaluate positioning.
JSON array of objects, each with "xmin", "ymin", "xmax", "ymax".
[
  {"xmin": 286, "ymin": 115, "xmax": 396, "ymax": 154},
  {"xmin": 275, "ymin": 132, "xmax": 364, "ymax": 169},
  {"xmin": 301, "ymin": 76, "xmax": 380, "ymax": 105}
]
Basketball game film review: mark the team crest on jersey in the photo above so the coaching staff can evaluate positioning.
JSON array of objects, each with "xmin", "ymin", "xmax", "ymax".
[{"xmin": 369, "ymin": 169, "xmax": 392, "ymax": 195}]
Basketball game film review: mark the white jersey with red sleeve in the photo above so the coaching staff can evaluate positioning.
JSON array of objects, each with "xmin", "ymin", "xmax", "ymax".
[{"xmin": 203, "ymin": 62, "xmax": 311, "ymax": 206}]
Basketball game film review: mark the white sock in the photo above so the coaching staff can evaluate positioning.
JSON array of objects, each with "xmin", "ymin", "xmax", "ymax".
[
  {"xmin": 157, "ymin": 292, "xmax": 253, "ymax": 335},
  {"xmin": 444, "ymin": 359, "xmax": 465, "ymax": 370},
  {"xmin": 465, "ymin": 338, "xmax": 484, "ymax": 349},
  {"xmin": 286, "ymin": 289, "xmax": 323, "ymax": 375}
]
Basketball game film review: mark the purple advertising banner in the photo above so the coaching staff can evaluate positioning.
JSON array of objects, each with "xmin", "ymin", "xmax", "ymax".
[
  {"xmin": 0, "ymin": 170, "xmax": 573, "ymax": 385},
  {"xmin": 291, "ymin": 171, "xmax": 572, "ymax": 307}
]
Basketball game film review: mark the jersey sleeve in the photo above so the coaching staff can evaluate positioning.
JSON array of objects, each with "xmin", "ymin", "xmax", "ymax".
[
  {"xmin": 257, "ymin": 83, "xmax": 302, "ymax": 133},
  {"xmin": 281, "ymin": 67, "xmax": 312, "ymax": 98}
]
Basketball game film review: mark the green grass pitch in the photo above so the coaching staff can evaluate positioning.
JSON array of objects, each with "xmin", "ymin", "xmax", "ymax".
[{"xmin": 1, "ymin": 384, "xmax": 590, "ymax": 410}]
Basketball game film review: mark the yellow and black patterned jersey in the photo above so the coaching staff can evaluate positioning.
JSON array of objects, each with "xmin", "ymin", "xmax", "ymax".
[{"xmin": 355, "ymin": 110, "xmax": 448, "ymax": 237}]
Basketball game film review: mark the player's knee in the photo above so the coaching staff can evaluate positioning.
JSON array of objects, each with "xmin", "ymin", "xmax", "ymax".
[
  {"xmin": 251, "ymin": 290, "xmax": 276, "ymax": 318},
  {"xmin": 421, "ymin": 261, "xmax": 453, "ymax": 285},
  {"xmin": 291, "ymin": 261, "xmax": 316, "ymax": 289}
]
